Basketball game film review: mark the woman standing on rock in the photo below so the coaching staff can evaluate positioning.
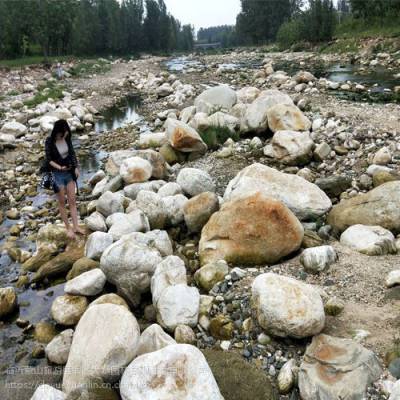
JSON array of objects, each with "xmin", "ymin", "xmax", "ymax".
[{"xmin": 44, "ymin": 119, "xmax": 84, "ymax": 239}]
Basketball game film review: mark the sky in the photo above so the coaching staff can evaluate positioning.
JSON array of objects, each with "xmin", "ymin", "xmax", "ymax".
[{"xmin": 163, "ymin": 0, "xmax": 241, "ymax": 32}]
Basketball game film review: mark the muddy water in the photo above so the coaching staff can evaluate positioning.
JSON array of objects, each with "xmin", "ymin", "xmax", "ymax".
[{"xmin": 0, "ymin": 95, "xmax": 147, "ymax": 397}]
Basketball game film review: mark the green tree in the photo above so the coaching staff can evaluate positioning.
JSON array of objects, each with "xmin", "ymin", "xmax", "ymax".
[{"xmin": 236, "ymin": 0, "xmax": 303, "ymax": 44}]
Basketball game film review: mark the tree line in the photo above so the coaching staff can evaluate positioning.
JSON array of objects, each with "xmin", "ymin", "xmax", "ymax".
[
  {"xmin": 197, "ymin": 0, "xmax": 400, "ymax": 49},
  {"xmin": 197, "ymin": 26, "xmax": 239, "ymax": 48},
  {"xmin": 0, "ymin": 0, "xmax": 194, "ymax": 60}
]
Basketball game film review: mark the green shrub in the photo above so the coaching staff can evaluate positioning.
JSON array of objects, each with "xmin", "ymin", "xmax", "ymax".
[
  {"xmin": 277, "ymin": 19, "xmax": 303, "ymax": 49},
  {"xmin": 199, "ymin": 126, "xmax": 240, "ymax": 150},
  {"xmin": 24, "ymin": 81, "xmax": 64, "ymax": 107},
  {"xmin": 69, "ymin": 59, "xmax": 111, "ymax": 77}
]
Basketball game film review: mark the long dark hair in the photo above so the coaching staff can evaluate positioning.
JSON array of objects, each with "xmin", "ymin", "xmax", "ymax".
[{"xmin": 50, "ymin": 119, "xmax": 72, "ymax": 143}]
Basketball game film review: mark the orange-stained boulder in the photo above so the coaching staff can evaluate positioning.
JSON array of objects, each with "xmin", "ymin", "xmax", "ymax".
[
  {"xmin": 165, "ymin": 118, "xmax": 207, "ymax": 153},
  {"xmin": 199, "ymin": 192, "xmax": 304, "ymax": 266}
]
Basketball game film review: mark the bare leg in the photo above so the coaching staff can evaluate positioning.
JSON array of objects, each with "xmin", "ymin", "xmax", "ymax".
[
  {"xmin": 57, "ymin": 187, "xmax": 75, "ymax": 239},
  {"xmin": 67, "ymin": 181, "xmax": 85, "ymax": 234}
]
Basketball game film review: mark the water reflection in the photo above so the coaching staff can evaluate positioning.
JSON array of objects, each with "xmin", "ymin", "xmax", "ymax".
[
  {"xmin": 326, "ymin": 64, "xmax": 400, "ymax": 91},
  {"xmin": 94, "ymin": 94, "xmax": 142, "ymax": 132}
]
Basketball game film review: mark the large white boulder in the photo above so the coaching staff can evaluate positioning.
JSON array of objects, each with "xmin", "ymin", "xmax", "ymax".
[
  {"xmin": 64, "ymin": 269, "xmax": 106, "ymax": 296},
  {"xmin": 151, "ymin": 256, "xmax": 187, "ymax": 306},
  {"xmin": 120, "ymin": 344, "xmax": 223, "ymax": 400},
  {"xmin": 106, "ymin": 210, "xmax": 150, "ymax": 240},
  {"xmin": 340, "ymin": 224, "xmax": 397, "ymax": 256},
  {"xmin": 251, "ymin": 273, "xmax": 325, "ymax": 338},
  {"xmin": 100, "ymin": 235, "xmax": 163, "ymax": 305},
  {"xmin": 194, "ymin": 85, "xmax": 237, "ymax": 114},
  {"xmin": 224, "ymin": 163, "xmax": 332, "ymax": 220},
  {"xmin": 84, "ymin": 231, "xmax": 114, "ymax": 260},
  {"xmin": 63, "ymin": 304, "xmax": 140, "ymax": 394},
  {"xmin": 157, "ymin": 284, "xmax": 200, "ymax": 331},
  {"xmin": 136, "ymin": 324, "xmax": 176, "ymax": 356},
  {"xmin": 177, "ymin": 168, "xmax": 216, "ymax": 197}
]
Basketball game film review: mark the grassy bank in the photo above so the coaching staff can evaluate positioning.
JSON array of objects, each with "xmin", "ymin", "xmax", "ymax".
[
  {"xmin": 336, "ymin": 17, "xmax": 400, "ymax": 40},
  {"xmin": 318, "ymin": 16, "xmax": 400, "ymax": 54},
  {"xmin": 0, "ymin": 55, "xmax": 75, "ymax": 69}
]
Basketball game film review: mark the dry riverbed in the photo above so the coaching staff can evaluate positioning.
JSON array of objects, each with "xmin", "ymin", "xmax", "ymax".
[{"xmin": 1, "ymin": 48, "xmax": 400, "ymax": 399}]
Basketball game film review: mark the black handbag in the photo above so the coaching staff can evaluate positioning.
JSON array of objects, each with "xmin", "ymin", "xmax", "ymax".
[{"xmin": 40, "ymin": 171, "xmax": 54, "ymax": 190}]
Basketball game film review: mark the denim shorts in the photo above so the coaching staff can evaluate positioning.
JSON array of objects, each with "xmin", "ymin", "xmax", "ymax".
[{"xmin": 53, "ymin": 170, "xmax": 74, "ymax": 190}]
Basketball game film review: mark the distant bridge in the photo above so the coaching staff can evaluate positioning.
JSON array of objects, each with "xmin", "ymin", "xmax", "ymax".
[{"xmin": 194, "ymin": 42, "xmax": 221, "ymax": 50}]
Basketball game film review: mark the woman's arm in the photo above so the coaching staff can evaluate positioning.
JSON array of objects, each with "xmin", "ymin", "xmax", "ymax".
[{"xmin": 49, "ymin": 160, "xmax": 66, "ymax": 170}]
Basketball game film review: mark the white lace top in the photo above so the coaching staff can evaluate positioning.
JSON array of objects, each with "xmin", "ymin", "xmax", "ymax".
[{"xmin": 56, "ymin": 140, "xmax": 69, "ymax": 159}]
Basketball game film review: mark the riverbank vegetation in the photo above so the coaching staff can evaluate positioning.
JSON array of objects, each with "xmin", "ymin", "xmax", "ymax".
[{"xmin": 197, "ymin": 0, "xmax": 400, "ymax": 52}]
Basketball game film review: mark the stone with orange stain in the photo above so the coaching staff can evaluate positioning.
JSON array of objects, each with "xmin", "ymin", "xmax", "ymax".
[
  {"xmin": 120, "ymin": 344, "xmax": 224, "ymax": 400},
  {"xmin": 120, "ymin": 156, "xmax": 153, "ymax": 184},
  {"xmin": 299, "ymin": 334, "xmax": 382, "ymax": 400},
  {"xmin": 199, "ymin": 192, "xmax": 304, "ymax": 266},
  {"xmin": 251, "ymin": 273, "xmax": 325, "ymax": 339},
  {"xmin": 165, "ymin": 118, "xmax": 207, "ymax": 153},
  {"xmin": 267, "ymin": 103, "xmax": 312, "ymax": 133}
]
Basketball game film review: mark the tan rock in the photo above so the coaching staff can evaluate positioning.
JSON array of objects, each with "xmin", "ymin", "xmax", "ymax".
[
  {"xmin": 183, "ymin": 192, "xmax": 219, "ymax": 232},
  {"xmin": 199, "ymin": 192, "xmax": 304, "ymax": 266},
  {"xmin": 267, "ymin": 104, "xmax": 312, "ymax": 133},
  {"xmin": 327, "ymin": 181, "xmax": 400, "ymax": 233},
  {"xmin": 0, "ymin": 287, "xmax": 18, "ymax": 318}
]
